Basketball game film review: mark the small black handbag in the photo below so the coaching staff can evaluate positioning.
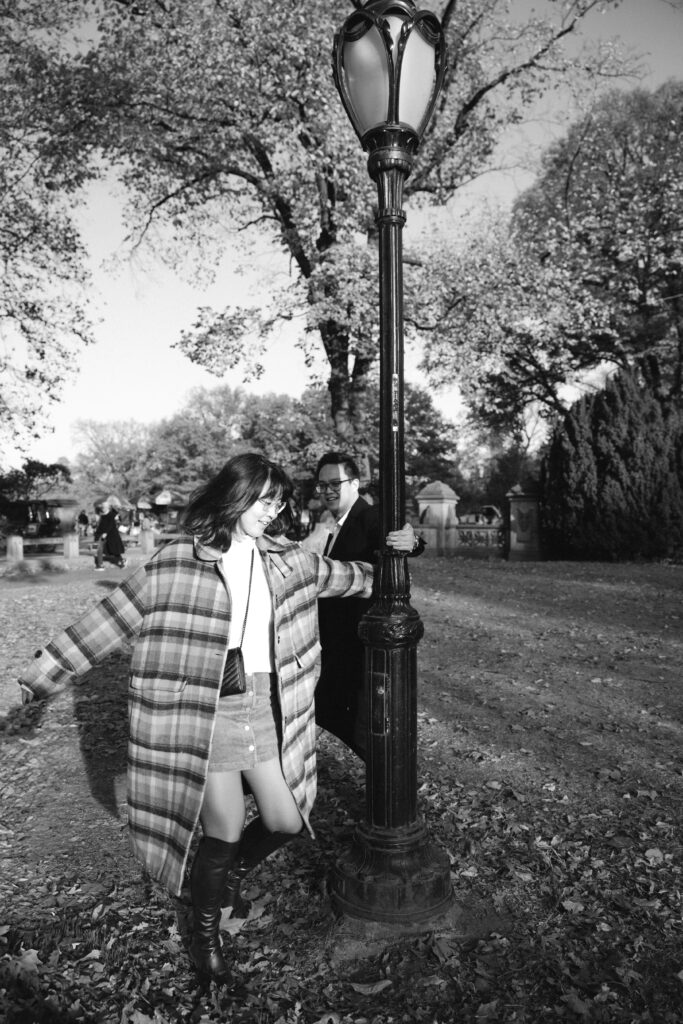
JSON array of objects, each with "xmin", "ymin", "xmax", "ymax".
[
  {"xmin": 219, "ymin": 550, "xmax": 254, "ymax": 698},
  {"xmin": 220, "ymin": 647, "xmax": 247, "ymax": 697}
]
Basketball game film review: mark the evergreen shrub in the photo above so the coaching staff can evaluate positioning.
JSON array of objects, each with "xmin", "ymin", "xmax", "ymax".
[{"xmin": 540, "ymin": 370, "xmax": 683, "ymax": 560}]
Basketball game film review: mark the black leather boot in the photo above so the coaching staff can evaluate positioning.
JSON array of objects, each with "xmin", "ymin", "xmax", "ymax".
[
  {"xmin": 221, "ymin": 817, "xmax": 301, "ymax": 916},
  {"xmin": 189, "ymin": 835, "xmax": 240, "ymax": 984},
  {"xmin": 221, "ymin": 866, "xmax": 252, "ymax": 919}
]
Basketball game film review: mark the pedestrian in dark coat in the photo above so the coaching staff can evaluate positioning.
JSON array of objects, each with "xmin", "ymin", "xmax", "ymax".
[
  {"xmin": 93, "ymin": 503, "xmax": 127, "ymax": 569},
  {"xmin": 18, "ymin": 454, "xmax": 374, "ymax": 987}
]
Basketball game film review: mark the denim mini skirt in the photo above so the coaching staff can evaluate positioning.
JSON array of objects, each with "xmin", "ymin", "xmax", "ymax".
[{"xmin": 208, "ymin": 671, "xmax": 280, "ymax": 772}]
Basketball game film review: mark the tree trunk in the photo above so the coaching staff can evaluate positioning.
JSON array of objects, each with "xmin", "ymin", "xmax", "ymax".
[{"xmin": 320, "ymin": 320, "xmax": 367, "ymax": 440}]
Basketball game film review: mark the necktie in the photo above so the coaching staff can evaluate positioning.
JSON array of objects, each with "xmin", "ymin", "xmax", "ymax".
[{"xmin": 323, "ymin": 523, "xmax": 340, "ymax": 556}]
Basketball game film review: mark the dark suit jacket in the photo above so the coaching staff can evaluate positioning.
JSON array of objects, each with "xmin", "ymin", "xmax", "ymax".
[
  {"xmin": 315, "ymin": 496, "xmax": 425, "ymax": 751},
  {"xmin": 317, "ymin": 495, "xmax": 379, "ymax": 663},
  {"xmin": 315, "ymin": 497, "xmax": 378, "ymax": 749}
]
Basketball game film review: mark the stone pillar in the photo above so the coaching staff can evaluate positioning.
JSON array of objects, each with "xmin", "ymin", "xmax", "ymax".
[
  {"xmin": 506, "ymin": 485, "xmax": 541, "ymax": 561},
  {"xmin": 7, "ymin": 535, "xmax": 23, "ymax": 563},
  {"xmin": 63, "ymin": 533, "xmax": 80, "ymax": 560},
  {"xmin": 140, "ymin": 529, "xmax": 156, "ymax": 555},
  {"xmin": 415, "ymin": 482, "xmax": 459, "ymax": 556}
]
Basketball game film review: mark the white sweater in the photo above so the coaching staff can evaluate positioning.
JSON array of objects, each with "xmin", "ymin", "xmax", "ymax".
[{"xmin": 221, "ymin": 536, "xmax": 274, "ymax": 673}]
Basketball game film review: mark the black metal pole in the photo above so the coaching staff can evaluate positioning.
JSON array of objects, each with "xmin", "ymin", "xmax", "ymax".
[{"xmin": 330, "ymin": 136, "xmax": 452, "ymax": 923}]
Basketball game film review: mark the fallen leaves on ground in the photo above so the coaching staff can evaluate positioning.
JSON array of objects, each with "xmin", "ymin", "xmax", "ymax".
[{"xmin": 1, "ymin": 558, "xmax": 682, "ymax": 1022}]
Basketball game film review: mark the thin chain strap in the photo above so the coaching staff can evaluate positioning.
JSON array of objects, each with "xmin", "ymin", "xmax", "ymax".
[{"xmin": 238, "ymin": 549, "xmax": 255, "ymax": 648}]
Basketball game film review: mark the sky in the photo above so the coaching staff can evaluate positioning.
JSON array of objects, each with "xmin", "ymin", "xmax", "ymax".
[{"xmin": 13, "ymin": 0, "xmax": 683, "ymax": 468}]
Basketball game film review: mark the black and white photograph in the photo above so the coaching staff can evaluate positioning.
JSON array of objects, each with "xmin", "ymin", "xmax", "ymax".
[{"xmin": 1, "ymin": 1, "xmax": 682, "ymax": 1021}]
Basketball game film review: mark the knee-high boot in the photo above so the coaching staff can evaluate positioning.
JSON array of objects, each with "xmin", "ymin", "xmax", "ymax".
[
  {"xmin": 222, "ymin": 817, "xmax": 301, "ymax": 916},
  {"xmin": 189, "ymin": 835, "xmax": 241, "ymax": 983}
]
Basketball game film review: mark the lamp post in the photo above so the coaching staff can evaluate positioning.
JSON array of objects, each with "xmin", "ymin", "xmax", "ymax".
[{"xmin": 330, "ymin": 0, "xmax": 452, "ymax": 923}]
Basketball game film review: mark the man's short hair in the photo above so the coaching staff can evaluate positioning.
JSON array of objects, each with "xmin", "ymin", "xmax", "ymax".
[{"xmin": 316, "ymin": 451, "xmax": 361, "ymax": 481}]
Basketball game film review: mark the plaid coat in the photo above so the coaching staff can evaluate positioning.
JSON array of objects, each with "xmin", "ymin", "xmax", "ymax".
[{"xmin": 18, "ymin": 535, "xmax": 373, "ymax": 895}]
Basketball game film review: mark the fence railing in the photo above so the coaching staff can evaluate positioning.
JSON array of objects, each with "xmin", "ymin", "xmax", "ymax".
[
  {"xmin": 3, "ymin": 521, "xmax": 510, "ymax": 563},
  {"xmin": 416, "ymin": 522, "xmax": 506, "ymax": 558},
  {"xmin": 3, "ymin": 533, "xmax": 82, "ymax": 563}
]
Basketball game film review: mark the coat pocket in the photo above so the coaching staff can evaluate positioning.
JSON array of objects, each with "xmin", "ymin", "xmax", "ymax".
[
  {"xmin": 294, "ymin": 638, "xmax": 323, "ymax": 671},
  {"xmin": 283, "ymin": 640, "xmax": 322, "ymax": 722},
  {"xmin": 129, "ymin": 675, "xmax": 187, "ymax": 702},
  {"xmin": 293, "ymin": 639, "xmax": 322, "ymax": 671}
]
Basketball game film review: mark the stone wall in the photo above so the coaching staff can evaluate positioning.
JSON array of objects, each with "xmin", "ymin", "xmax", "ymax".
[{"xmin": 414, "ymin": 481, "xmax": 540, "ymax": 560}]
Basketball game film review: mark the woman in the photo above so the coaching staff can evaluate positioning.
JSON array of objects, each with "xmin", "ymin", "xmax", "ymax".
[{"xmin": 18, "ymin": 454, "xmax": 376, "ymax": 986}]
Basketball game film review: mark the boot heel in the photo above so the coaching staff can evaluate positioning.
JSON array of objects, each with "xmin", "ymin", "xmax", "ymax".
[{"xmin": 189, "ymin": 938, "xmax": 232, "ymax": 985}]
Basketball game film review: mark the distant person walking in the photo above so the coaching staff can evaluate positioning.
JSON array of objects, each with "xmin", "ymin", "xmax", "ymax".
[
  {"xmin": 77, "ymin": 509, "xmax": 90, "ymax": 537},
  {"xmin": 93, "ymin": 503, "xmax": 127, "ymax": 570}
]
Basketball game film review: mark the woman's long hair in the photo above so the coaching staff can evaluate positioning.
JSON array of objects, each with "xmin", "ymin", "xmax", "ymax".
[{"xmin": 180, "ymin": 453, "xmax": 293, "ymax": 550}]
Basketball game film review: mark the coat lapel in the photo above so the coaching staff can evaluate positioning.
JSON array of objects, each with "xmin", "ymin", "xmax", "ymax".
[{"xmin": 329, "ymin": 497, "xmax": 365, "ymax": 558}]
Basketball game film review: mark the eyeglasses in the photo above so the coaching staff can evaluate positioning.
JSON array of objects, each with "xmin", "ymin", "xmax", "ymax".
[
  {"xmin": 315, "ymin": 478, "xmax": 351, "ymax": 495},
  {"xmin": 257, "ymin": 497, "xmax": 286, "ymax": 515}
]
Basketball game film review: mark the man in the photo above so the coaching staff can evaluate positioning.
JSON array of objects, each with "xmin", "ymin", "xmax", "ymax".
[{"xmin": 314, "ymin": 451, "xmax": 425, "ymax": 758}]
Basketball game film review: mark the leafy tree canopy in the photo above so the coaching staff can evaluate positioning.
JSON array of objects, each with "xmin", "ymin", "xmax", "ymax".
[
  {"xmin": 420, "ymin": 80, "xmax": 683, "ymax": 431},
  {"xmin": 0, "ymin": 459, "xmax": 72, "ymax": 502},
  {"xmin": 0, "ymin": 2, "xmax": 96, "ymax": 450},
  {"xmin": 345, "ymin": 379, "xmax": 459, "ymax": 490},
  {"xmin": 71, "ymin": 387, "xmax": 333, "ymax": 502},
  {"xmin": 6, "ymin": 0, "xmax": 631, "ymax": 442},
  {"xmin": 139, "ymin": 386, "xmax": 325, "ymax": 494},
  {"xmin": 72, "ymin": 420, "xmax": 155, "ymax": 500},
  {"xmin": 68, "ymin": 380, "xmax": 459, "ymax": 502}
]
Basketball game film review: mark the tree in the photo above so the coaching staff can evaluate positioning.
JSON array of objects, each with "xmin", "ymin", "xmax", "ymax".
[
  {"xmin": 72, "ymin": 420, "xmax": 154, "ymax": 500},
  {"xmin": 540, "ymin": 369, "xmax": 683, "ymax": 560},
  {"xmin": 0, "ymin": 2, "xmax": 96, "ymax": 449},
  {"xmin": 432, "ymin": 413, "xmax": 542, "ymax": 511},
  {"xmin": 72, "ymin": 386, "xmax": 334, "ymax": 498},
  {"xmin": 143, "ymin": 385, "xmax": 330, "ymax": 491},
  {"xmin": 420, "ymin": 81, "xmax": 683, "ymax": 431},
  {"xmin": 349, "ymin": 381, "xmax": 459, "ymax": 488},
  {"xmin": 239, "ymin": 392, "xmax": 333, "ymax": 477},
  {"xmin": 0, "ymin": 459, "xmax": 72, "ymax": 502},
  {"xmin": 142, "ymin": 386, "xmax": 254, "ymax": 493},
  {"xmin": 8, "ymin": 0, "xmax": 630, "ymax": 440},
  {"xmin": 67, "ymin": 380, "xmax": 460, "ymax": 501},
  {"xmin": 515, "ymin": 82, "xmax": 683, "ymax": 397},
  {"xmin": 417, "ymin": 226, "xmax": 610, "ymax": 429}
]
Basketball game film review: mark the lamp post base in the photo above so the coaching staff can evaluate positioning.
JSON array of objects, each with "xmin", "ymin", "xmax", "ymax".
[{"xmin": 331, "ymin": 821, "xmax": 453, "ymax": 924}]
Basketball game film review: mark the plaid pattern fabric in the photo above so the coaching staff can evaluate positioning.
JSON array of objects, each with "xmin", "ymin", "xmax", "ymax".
[{"xmin": 18, "ymin": 535, "xmax": 373, "ymax": 895}]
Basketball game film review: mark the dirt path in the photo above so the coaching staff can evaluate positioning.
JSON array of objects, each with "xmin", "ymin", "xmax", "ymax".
[
  {"xmin": 412, "ymin": 558, "xmax": 683, "ymax": 808},
  {"xmin": 2, "ymin": 557, "xmax": 682, "ymax": 853},
  {"xmin": 1, "ymin": 557, "xmax": 682, "ymax": 1023}
]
